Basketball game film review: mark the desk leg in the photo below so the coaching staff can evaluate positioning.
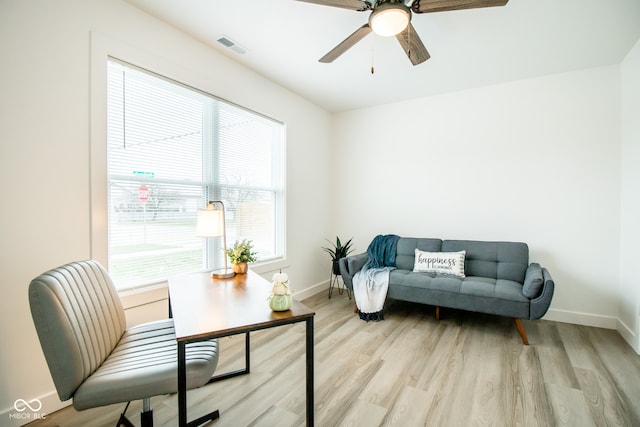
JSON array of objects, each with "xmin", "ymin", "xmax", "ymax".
[
  {"xmin": 306, "ymin": 317, "xmax": 314, "ymax": 427},
  {"xmin": 178, "ymin": 342, "xmax": 220, "ymax": 427},
  {"xmin": 178, "ymin": 341, "xmax": 187, "ymax": 427},
  {"xmin": 208, "ymin": 332, "xmax": 251, "ymax": 383},
  {"xmin": 245, "ymin": 332, "xmax": 251, "ymax": 373}
]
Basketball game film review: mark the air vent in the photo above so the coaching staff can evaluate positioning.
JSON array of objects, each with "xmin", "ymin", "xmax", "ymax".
[{"xmin": 216, "ymin": 35, "xmax": 246, "ymax": 55}]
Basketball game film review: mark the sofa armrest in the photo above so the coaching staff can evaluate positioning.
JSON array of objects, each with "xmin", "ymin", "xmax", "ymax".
[
  {"xmin": 338, "ymin": 252, "xmax": 368, "ymax": 291},
  {"xmin": 529, "ymin": 267, "xmax": 555, "ymax": 320}
]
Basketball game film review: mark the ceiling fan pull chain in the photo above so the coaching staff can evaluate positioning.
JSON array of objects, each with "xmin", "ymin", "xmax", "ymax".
[{"xmin": 371, "ymin": 34, "xmax": 375, "ymax": 74}]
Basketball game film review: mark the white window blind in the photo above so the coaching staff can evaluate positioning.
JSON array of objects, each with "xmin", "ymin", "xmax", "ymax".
[{"xmin": 107, "ymin": 59, "xmax": 285, "ymax": 290}]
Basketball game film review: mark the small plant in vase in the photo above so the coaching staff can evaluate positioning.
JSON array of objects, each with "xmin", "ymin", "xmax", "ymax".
[
  {"xmin": 226, "ymin": 239, "xmax": 258, "ymax": 274},
  {"xmin": 269, "ymin": 271, "xmax": 292, "ymax": 311}
]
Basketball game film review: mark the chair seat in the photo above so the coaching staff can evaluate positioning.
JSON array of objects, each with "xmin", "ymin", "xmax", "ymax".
[{"xmin": 73, "ymin": 319, "xmax": 218, "ymax": 410}]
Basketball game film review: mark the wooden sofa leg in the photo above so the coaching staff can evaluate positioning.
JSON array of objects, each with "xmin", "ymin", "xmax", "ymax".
[
  {"xmin": 435, "ymin": 306, "xmax": 440, "ymax": 321},
  {"xmin": 514, "ymin": 318, "xmax": 529, "ymax": 345},
  {"xmin": 354, "ymin": 303, "xmax": 358, "ymax": 314}
]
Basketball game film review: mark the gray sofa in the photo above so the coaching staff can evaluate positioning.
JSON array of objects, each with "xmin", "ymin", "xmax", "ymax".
[{"xmin": 338, "ymin": 237, "xmax": 555, "ymax": 344}]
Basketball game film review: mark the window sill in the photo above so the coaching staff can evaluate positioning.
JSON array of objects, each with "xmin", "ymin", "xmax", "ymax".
[
  {"xmin": 250, "ymin": 257, "xmax": 289, "ymax": 276},
  {"xmin": 119, "ymin": 282, "xmax": 168, "ymax": 311}
]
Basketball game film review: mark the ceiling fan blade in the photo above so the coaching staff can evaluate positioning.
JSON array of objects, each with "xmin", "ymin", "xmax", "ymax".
[
  {"xmin": 413, "ymin": 0, "xmax": 508, "ymax": 13},
  {"xmin": 319, "ymin": 24, "xmax": 373, "ymax": 63},
  {"xmin": 396, "ymin": 23, "xmax": 430, "ymax": 65},
  {"xmin": 295, "ymin": 0, "xmax": 368, "ymax": 11}
]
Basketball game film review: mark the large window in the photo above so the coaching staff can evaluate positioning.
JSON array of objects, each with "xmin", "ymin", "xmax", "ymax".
[{"xmin": 107, "ymin": 59, "xmax": 285, "ymax": 290}]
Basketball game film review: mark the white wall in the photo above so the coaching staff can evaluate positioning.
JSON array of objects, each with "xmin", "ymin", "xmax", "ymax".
[
  {"xmin": 0, "ymin": 0, "xmax": 331, "ymax": 423},
  {"xmin": 619, "ymin": 38, "xmax": 640, "ymax": 352},
  {"xmin": 331, "ymin": 66, "xmax": 622, "ymax": 327}
]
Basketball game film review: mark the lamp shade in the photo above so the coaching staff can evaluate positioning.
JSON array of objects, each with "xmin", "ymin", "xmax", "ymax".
[
  {"xmin": 370, "ymin": 3, "xmax": 410, "ymax": 37},
  {"xmin": 196, "ymin": 200, "xmax": 234, "ymax": 278},
  {"xmin": 196, "ymin": 207, "xmax": 224, "ymax": 237}
]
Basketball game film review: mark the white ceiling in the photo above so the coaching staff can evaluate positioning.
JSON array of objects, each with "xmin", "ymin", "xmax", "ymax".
[{"xmin": 125, "ymin": 0, "xmax": 640, "ymax": 112}]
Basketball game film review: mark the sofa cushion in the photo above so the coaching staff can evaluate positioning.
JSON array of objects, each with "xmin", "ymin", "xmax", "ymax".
[
  {"xmin": 413, "ymin": 249, "xmax": 465, "ymax": 278},
  {"xmin": 441, "ymin": 240, "xmax": 528, "ymax": 283},
  {"xmin": 522, "ymin": 263, "xmax": 544, "ymax": 298}
]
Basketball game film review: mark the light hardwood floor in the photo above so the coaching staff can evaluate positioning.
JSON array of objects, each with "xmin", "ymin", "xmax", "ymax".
[{"xmin": 28, "ymin": 291, "xmax": 640, "ymax": 427}]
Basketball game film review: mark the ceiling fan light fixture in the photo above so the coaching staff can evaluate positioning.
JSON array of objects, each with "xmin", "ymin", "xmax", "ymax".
[{"xmin": 369, "ymin": 3, "xmax": 410, "ymax": 37}]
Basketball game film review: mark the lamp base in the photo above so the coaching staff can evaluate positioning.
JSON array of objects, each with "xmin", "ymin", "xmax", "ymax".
[{"xmin": 211, "ymin": 268, "xmax": 235, "ymax": 279}]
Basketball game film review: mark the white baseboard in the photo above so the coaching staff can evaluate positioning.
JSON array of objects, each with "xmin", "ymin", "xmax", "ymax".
[
  {"xmin": 1, "ymin": 390, "xmax": 69, "ymax": 427},
  {"xmin": 616, "ymin": 318, "xmax": 639, "ymax": 355},
  {"xmin": 293, "ymin": 279, "xmax": 330, "ymax": 300},
  {"xmin": 543, "ymin": 308, "xmax": 617, "ymax": 329},
  {"xmin": 543, "ymin": 309, "xmax": 640, "ymax": 354}
]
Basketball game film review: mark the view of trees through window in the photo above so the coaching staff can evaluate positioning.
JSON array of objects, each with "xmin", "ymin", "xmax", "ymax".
[{"xmin": 107, "ymin": 59, "xmax": 284, "ymax": 290}]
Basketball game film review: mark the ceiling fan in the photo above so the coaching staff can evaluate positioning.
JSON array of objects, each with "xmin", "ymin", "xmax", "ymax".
[{"xmin": 296, "ymin": 0, "xmax": 509, "ymax": 66}]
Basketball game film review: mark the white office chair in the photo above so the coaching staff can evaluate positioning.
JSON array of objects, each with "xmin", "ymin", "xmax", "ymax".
[{"xmin": 29, "ymin": 260, "xmax": 219, "ymax": 426}]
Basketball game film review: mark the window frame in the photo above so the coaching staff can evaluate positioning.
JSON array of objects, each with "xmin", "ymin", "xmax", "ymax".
[{"xmin": 91, "ymin": 33, "xmax": 288, "ymax": 295}]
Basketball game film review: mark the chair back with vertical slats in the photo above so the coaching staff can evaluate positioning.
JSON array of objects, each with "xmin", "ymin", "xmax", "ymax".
[{"xmin": 29, "ymin": 260, "xmax": 127, "ymax": 401}]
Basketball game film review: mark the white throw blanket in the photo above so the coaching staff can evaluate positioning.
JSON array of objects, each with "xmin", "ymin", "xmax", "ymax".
[{"xmin": 352, "ymin": 267, "xmax": 393, "ymax": 321}]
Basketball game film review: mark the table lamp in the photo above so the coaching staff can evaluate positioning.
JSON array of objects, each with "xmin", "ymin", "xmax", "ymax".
[{"xmin": 196, "ymin": 200, "xmax": 235, "ymax": 279}]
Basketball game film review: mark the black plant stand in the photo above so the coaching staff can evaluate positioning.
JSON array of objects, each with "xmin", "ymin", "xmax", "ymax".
[{"xmin": 328, "ymin": 269, "xmax": 351, "ymax": 299}]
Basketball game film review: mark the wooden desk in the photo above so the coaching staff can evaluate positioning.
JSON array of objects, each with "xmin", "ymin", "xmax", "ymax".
[{"xmin": 168, "ymin": 270, "xmax": 316, "ymax": 426}]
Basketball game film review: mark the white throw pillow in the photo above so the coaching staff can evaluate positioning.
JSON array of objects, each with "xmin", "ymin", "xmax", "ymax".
[{"xmin": 413, "ymin": 249, "xmax": 466, "ymax": 278}]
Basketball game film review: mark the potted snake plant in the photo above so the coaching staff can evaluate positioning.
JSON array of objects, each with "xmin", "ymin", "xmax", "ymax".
[{"xmin": 322, "ymin": 236, "xmax": 354, "ymax": 275}]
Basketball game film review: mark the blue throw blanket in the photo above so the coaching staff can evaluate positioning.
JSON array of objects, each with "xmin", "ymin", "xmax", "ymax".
[
  {"xmin": 364, "ymin": 234, "xmax": 401, "ymax": 270},
  {"xmin": 354, "ymin": 234, "xmax": 400, "ymax": 321}
]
